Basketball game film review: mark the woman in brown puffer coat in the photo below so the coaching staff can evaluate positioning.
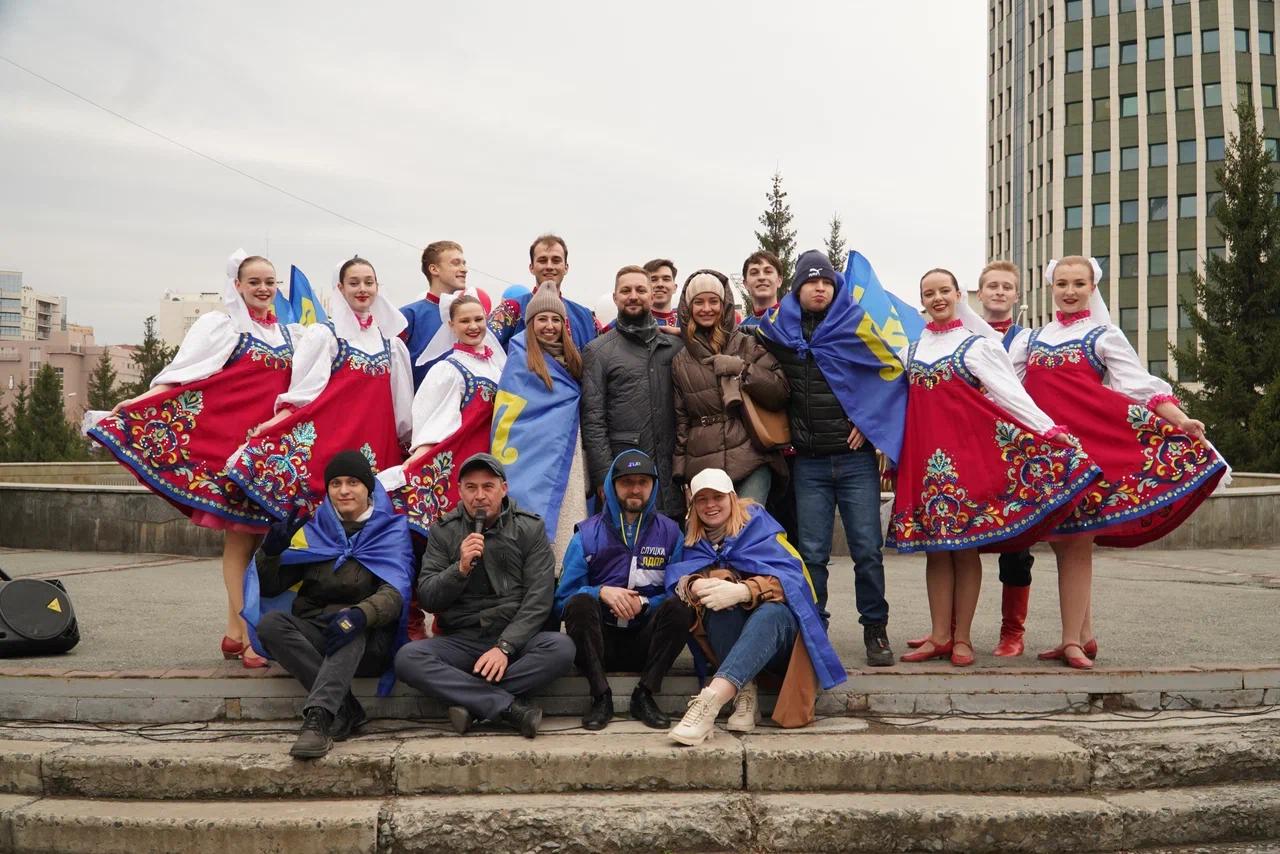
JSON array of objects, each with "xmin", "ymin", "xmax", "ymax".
[{"xmin": 671, "ymin": 269, "xmax": 789, "ymax": 504}]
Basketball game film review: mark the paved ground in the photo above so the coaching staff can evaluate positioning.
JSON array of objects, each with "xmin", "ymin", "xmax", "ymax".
[{"xmin": 3, "ymin": 544, "xmax": 1278, "ymax": 672}]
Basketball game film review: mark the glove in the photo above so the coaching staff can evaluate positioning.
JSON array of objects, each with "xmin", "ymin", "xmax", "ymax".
[
  {"xmin": 697, "ymin": 579, "xmax": 752, "ymax": 611},
  {"xmin": 703, "ymin": 354, "xmax": 746, "ymax": 377},
  {"xmin": 261, "ymin": 505, "xmax": 307, "ymax": 557},
  {"xmin": 322, "ymin": 608, "xmax": 368, "ymax": 656}
]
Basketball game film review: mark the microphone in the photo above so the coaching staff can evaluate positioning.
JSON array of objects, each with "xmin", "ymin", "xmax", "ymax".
[{"xmin": 469, "ymin": 510, "xmax": 488, "ymax": 570}]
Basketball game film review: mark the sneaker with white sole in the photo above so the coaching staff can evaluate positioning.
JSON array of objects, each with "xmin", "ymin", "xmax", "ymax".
[
  {"xmin": 726, "ymin": 681, "xmax": 758, "ymax": 732},
  {"xmin": 669, "ymin": 687, "xmax": 724, "ymax": 746}
]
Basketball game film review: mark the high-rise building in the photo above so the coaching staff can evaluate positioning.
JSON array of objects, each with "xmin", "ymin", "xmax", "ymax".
[
  {"xmin": 0, "ymin": 271, "xmax": 64, "ymax": 342},
  {"xmin": 157, "ymin": 290, "xmax": 224, "ymax": 349},
  {"xmin": 0, "ymin": 271, "xmax": 21, "ymax": 340},
  {"xmin": 987, "ymin": 0, "xmax": 1278, "ymax": 381}
]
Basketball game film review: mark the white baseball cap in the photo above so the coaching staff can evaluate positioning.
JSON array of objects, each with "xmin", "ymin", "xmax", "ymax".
[{"xmin": 689, "ymin": 468, "xmax": 734, "ymax": 498}]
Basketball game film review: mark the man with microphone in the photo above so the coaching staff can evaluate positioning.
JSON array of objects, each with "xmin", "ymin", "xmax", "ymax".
[{"xmin": 394, "ymin": 453, "xmax": 575, "ymax": 737}]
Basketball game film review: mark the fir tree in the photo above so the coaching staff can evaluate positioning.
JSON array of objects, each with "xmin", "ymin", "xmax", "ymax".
[
  {"xmin": 129, "ymin": 316, "xmax": 176, "ymax": 397},
  {"xmin": 824, "ymin": 213, "xmax": 848, "ymax": 272},
  {"xmin": 1173, "ymin": 102, "xmax": 1280, "ymax": 471},
  {"xmin": 25, "ymin": 364, "xmax": 85, "ymax": 461},
  {"xmin": 0, "ymin": 397, "xmax": 10, "ymax": 462},
  {"xmin": 86, "ymin": 350, "xmax": 119, "ymax": 411},
  {"xmin": 755, "ymin": 171, "xmax": 797, "ymax": 292},
  {"xmin": 5, "ymin": 383, "xmax": 30, "ymax": 462}
]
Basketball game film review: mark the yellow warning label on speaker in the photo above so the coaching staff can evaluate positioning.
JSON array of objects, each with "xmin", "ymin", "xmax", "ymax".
[{"xmin": 47, "ymin": 598, "xmax": 62, "ymax": 613}]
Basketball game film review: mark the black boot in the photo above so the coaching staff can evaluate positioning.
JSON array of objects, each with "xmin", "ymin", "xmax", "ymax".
[
  {"xmin": 447, "ymin": 705, "xmax": 476, "ymax": 735},
  {"xmin": 500, "ymin": 699, "xmax": 543, "ymax": 739},
  {"xmin": 629, "ymin": 683, "xmax": 670, "ymax": 729},
  {"xmin": 582, "ymin": 690, "xmax": 613, "ymax": 731},
  {"xmin": 290, "ymin": 707, "xmax": 334, "ymax": 759},
  {"xmin": 864, "ymin": 624, "xmax": 895, "ymax": 667},
  {"xmin": 330, "ymin": 693, "xmax": 367, "ymax": 742}
]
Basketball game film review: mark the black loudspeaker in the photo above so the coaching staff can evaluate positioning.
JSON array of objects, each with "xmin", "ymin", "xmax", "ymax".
[{"xmin": 0, "ymin": 569, "xmax": 80, "ymax": 657}]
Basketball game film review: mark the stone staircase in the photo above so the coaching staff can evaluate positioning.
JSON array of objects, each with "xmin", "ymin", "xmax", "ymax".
[{"xmin": 1, "ymin": 717, "xmax": 1278, "ymax": 852}]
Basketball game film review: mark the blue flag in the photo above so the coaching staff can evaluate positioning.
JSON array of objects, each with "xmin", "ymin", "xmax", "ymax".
[
  {"xmin": 844, "ymin": 250, "xmax": 924, "ymax": 346},
  {"xmin": 272, "ymin": 290, "xmax": 295, "ymax": 325},
  {"xmin": 288, "ymin": 265, "xmax": 328, "ymax": 326},
  {"xmin": 241, "ymin": 482, "xmax": 413, "ymax": 696},
  {"xmin": 490, "ymin": 331, "xmax": 581, "ymax": 540},
  {"xmin": 759, "ymin": 259, "xmax": 908, "ymax": 466},
  {"xmin": 664, "ymin": 504, "xmax": 846, "ymax": 691}
]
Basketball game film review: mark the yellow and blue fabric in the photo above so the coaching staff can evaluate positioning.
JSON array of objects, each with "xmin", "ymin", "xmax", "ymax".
[
  {"xmin": 490, "ymin": 331, "xmax": 582, "ymax": 540},
  {"xmin": 488, "ymin": 289, "xmax": 598, "ymax": 352},
  {"xmin": 758, "ymin": 263, "xmax": 909, "ymax": 466},
  {"xmin": 288, "ymin": 265, "xmax": 327, "ymax": 326},
  {"xmin": 241, "ymin": 482, "xmax": 413, "ymax": 695},
  {"xmin": 664, "ymin": 504, "xmax": 846, "ymax": 690},
  {"xmin": 844, "ymin": 250, "xmax": 924, "ymax": 348}
]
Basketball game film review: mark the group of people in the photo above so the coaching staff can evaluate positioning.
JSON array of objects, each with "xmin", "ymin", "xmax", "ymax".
[{"xmin": 85, "ymin": 232, "xmax": 1226, "ymax": 758}]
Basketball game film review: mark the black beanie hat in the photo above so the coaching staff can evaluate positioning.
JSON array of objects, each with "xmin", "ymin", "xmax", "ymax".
[
  {"xmin": 790, "ymin": 249, "xmax": 840, "ymax": 294},
  {"xmin": 324, "ymin": 450, "xmax": 376, "ymax": 495}
]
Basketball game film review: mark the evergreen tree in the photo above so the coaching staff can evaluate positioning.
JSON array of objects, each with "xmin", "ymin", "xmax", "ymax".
[
  {"xmin": 86, "ymin": 350, "xmax": 119, "ymax": 411},
  {"xmin": 24, "ymin": 364, "xmax": 85, "ymax": 461},
  {"xmin": 129, "ymin": 316, "xmax": 176, "ymax": 397},
  {"xmin": 5, "ymin": 383, "xmax": 30, "ymax": 462},
  {"xmin": 0, "ymin": 397, "xmax": 10, "ymax": 462},
  {"xmin": 1173, "ymin": 102, "xmax": 1280, "ymax": 471},
  {"xmin": 755, "ymin": 171, "xmax": 797, "ymax": 293},
  {"xmin": 824, "ymin": 213, "xmax": 848, "ymax": 272}
]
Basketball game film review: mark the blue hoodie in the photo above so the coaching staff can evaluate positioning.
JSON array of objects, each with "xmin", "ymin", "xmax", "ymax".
[{"xmin": 553, "ymin": 451, "xmax": 683, "ymax": 626}]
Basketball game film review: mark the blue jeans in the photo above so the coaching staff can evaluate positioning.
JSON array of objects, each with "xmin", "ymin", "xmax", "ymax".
[
  {"xmin": 792, "ymin": 452, "xmax": 888, "ymax": 626},
  {"xmin": 704, "ymin": 602, "xmax": 797, "ymax": 689},
  {"xmin": 734, "ymin": 465, "xmax": 773, "ymax": 505}
]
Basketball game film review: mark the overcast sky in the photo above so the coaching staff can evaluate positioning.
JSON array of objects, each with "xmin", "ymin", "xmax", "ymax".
[{"xmin": 0, "ymin": 1, "xmax": 987, "ymax": 344}]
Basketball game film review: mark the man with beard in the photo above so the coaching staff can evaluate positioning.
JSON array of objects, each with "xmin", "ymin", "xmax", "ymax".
[{"xmin": 581, "ymin": 266, "xmax": 685, "ymax": 520}]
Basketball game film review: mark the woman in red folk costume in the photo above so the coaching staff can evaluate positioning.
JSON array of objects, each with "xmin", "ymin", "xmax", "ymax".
[
  {"xmin": 383, "ymin": 293, "xmax": 505, "ymax": 538},
  {"xmin": 888, "ymin": 269, "xmax": 1100, "ymax": 667},
  {"xmin": 1009, "ymin": 256, "xmax": 1227, "ymax": 669},
  {"xmin": 228, "ymin": 256, "xmax": 413, "ymax": 528},
  {"xmin": 88, "ymin": 252, "xmax": 300, "ymax": 666}
]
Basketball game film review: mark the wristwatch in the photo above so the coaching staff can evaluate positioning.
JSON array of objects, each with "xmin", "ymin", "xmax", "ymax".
[{"xmin": 495, "ymin": 639, "xmax": 515, "ymax": 656}]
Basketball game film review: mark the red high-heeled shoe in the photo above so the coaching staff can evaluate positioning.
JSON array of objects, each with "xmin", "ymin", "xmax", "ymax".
[
  {"xmin": 220, "ymin": 636, "xmax": 246, "ymax": 660},
  {"xmin": 901, "ymin": 639, "xmax": 954, "ymax": 663},
  {"xmin": 950, "ymin": 640, "xmax": 975, "ymax": 667}
]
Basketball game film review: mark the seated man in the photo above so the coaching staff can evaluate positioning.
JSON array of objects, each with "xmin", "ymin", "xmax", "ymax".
[
  {"xmin": 251, "ymin": 450, "xmax": 413, "ymax": 760},
  {"xmin": 394, "ymin": 453, "xmax": 575, "ymax": 738},
  {"xmin": 554, "ymin": 449, "xmax": 694, "ymax": 730}
]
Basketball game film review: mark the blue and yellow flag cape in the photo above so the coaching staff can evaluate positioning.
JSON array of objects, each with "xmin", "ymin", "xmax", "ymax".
[
  {"xmin": 664, "ymin": 505, "xmax": 846, "ymax": 691},
  {"xmin": 490, "ymin": 331, "xmax": 582, "ymax": 540},
  {"xmin": 241, "ymin": 482, "xmax": 413, "ymax": 695},
  {"xmin": 758, "ymin": 266, "xmax": 908, "ymax": 466},
  {"xmin": 844, "ymin": 250, "xmax": 925, "ymax": 347},
  {"xmin": 288, "ymin": 265, "xmax": 328, "ymax": 326}
]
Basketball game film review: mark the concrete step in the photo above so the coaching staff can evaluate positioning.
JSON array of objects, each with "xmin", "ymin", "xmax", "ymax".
[
  {"xmin": 3, "ymin": 723, "xmax": 1278, "ymax": 800},
  {"xmin": 3, "ymin": 782, "xmax": 1280, "ymax": 853}
]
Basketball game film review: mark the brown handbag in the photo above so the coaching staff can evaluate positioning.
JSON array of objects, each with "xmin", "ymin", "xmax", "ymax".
[{"xmin": 740, "ymin": 392, "xmax": 791, "ymax": 451}]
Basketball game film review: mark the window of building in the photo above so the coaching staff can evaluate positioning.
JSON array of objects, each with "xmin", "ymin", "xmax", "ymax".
[
  {"xmin": 1150, "ymin": 196, "xmax": 1169, "ymax": 220},
  {"xmin": 1261, "ymin": 31, "xmax": 1274, "ymax": 55},
  {"xmin": 1067, "ymin": 153, "xmax": 1085, "ymax": 176},
  {"xmin": 1179, "ymin": 305, "xmax": 1195, "ymax": 328},
  {"xmin": 1094, "ymin": 96, "xmax": 1111, "ymax": 120},
  {"xmin": 1148, "ymin": 89, "xmax": 1166, "ymax": 112},
  {"xmin": 1178, "ymin": 249, "xmax": 1198, "ymax": 273},
  {"xmin": 1207, "ymin": 190, "xmax": 1223, "ymax": 213},
  {"xmin": 1145, "ymin": 0, "xmax": 1161, "ymax": 7},
  {"xmin": 1267, "ymin": 139, "xmax": 1279, "ymax": 160},
  {"xmin": 1067, "ymin": 48, "xmax": 1084, "ymax": 72},
  {"xmin": 1206, "ymin": 136, "xmax": 1225, "ymax": 161},
  {"xmin": 1093, "ymin": 0, "xmax": 1108, "ymax": 13},
  {"xmin": 1067, "ymin": 100, "xmax": 1084, "ymax": 124},
  {"xmin": 1120, "ymin": 93, "xmax": 1139, "ymax": 116},
  {"xmin": 1097, "ymin": 256, "xmax": 1111, "ymax": 279},
  {"xmin": 1178, "ymin": 194, "xmax": 1197, "ymax": 218},
  {"xmin": 1149, "ymin": 251, "xmax": 1168, "ymax": 275},
  {"xmin": 1121, "ymin": 145, "xmax": 1139, "ymax": 170},
  {"xmin": 1175, "ymin": 85, "xmax": 1194, "ymax": 110},
  {"xmin": 1120, "ymin": 41, "xmax": 1139, "ymax": 64},
  {"xmin": 1067, "ymin": 0, "xmax": 1084, "ymax": 20},
  {"xmin": 1120, "ymin": 254, "xmax": 1139, "ymax": 277},
  {"xmin": 1121, "ymin": 199, "xmax": 1140, "ymax": 223},
  {"xmin": 1239, "ymin": 82, "xmax": 1253, "ymax": 104},
  {"xmin": 1264, "ymin": 84, "xmax": 1277, "ymax": 109},
  {"xmin": 1148, "ymin": 35, "xmax": 1165, "ymax": 60},
  {"xmin": 1178, "ymin": 139, "xmax": 1196, "ymax": 163},
  {"xmin": 1202, "ymin": 29, "xmax": 1219, "ymax": 53},
  {"xmin": 1094, "ymin": 202, "xmax": 1112, "ymax": 225},
  {"xmin": 1149, "ymin": 359, "xmax": 1169, "ymax": 376},
  {"xmin": 1120, "ymin": 307, "xmax": 1139, "ymax": 330},
  {"xmin": 1121, "ymin": 0, "xmax": 1138, "ymax": 10},
  {"xmin": 1066, "ymin": 205, "xmax": 1083, "ymax": 229},
  {"xmin": 1094, "ymin": 44, "xmax": 1110, "ymax": 68},
  {"xmin": 1150, "ymin": 141, "xmax": 1169, "ymax": 166},
  {"xmin": 1204, "ymin": 82, "xmax": 1222, "ymax": 107},
  {"xmin": 1236, "ymin": 28, "xmax": 1249, "ymax": 53},
  {"xmin": 1174, "ymin": 32, "xmax": 1193, "ymax": 56},
  {"xmin": 1095, "ymin": 149, "xmax": 1112, "ymax": 172}
]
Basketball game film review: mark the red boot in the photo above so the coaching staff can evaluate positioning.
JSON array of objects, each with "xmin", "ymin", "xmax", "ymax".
[{"xmin": 992, "ymin": 584, "xmax": 1029, "ymax": 657}]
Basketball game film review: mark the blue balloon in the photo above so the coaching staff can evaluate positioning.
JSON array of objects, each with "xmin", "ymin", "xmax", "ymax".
[{"xmin": 502, "ymin": 284, "xmax": 532, "ymax": 300}]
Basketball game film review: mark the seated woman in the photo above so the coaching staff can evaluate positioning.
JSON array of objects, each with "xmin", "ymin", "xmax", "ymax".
[
  {"xmin": 665, "ymin": 469, "xmax": 846, "ymax": 745},
  {"xmin": 244, "ymin": 450, "xmax": 413, "ymax": 760}
]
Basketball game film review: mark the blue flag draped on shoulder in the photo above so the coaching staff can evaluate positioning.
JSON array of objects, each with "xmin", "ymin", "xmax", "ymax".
[
  {"xmin": 844, "ymin": 250, "xmax": 924, "ymax": 347},
  {"xmin": 490, "ymin": 331, "xmax": 581, "ymax": 540},
  {"xmin": 241, "ymin": 482, "xmax": 413, "ymax": 695},
  {"xmin": 664, "ymin": 505, "xmax": 846, "ymax": 690},
  {"xmin": 288, "ymin": 265, "xmax": 328, "ymax": 326},
  {"xmin": 758, "ymin": 258, "xmax": 908, "ymax": 466}
]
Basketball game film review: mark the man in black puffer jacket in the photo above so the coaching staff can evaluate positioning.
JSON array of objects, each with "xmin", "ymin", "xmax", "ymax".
[{"xmin": 581, "ymin": 264, "xmax": 686, "ymax": 520}]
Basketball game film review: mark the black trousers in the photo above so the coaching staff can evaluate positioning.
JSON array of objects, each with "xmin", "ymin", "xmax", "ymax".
[
  {"xmin": 998, "ymin": 549, "xmax": 1034, "ymax": 587},
  {"xmin": 562, "ymin": 593, "xmax": 695, "ymax": 698},
  {"xmin": 257, "ymin": 611, "xmax": 392, "ymax": 715}
]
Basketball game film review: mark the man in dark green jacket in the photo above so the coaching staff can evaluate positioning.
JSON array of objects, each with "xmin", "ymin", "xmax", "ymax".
[{"xmin": 394, "ymin": 453, "xmax": 575, "ymax": 738}]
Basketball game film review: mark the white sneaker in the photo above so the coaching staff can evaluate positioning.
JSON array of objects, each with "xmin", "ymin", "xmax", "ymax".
[
  {"xmin": 726, "ymin": 681, "xmax": 758, "ymax": 732},
  {"xmin": 669, "ymin": 687, "xmax": 724, "ymax": 746}
]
